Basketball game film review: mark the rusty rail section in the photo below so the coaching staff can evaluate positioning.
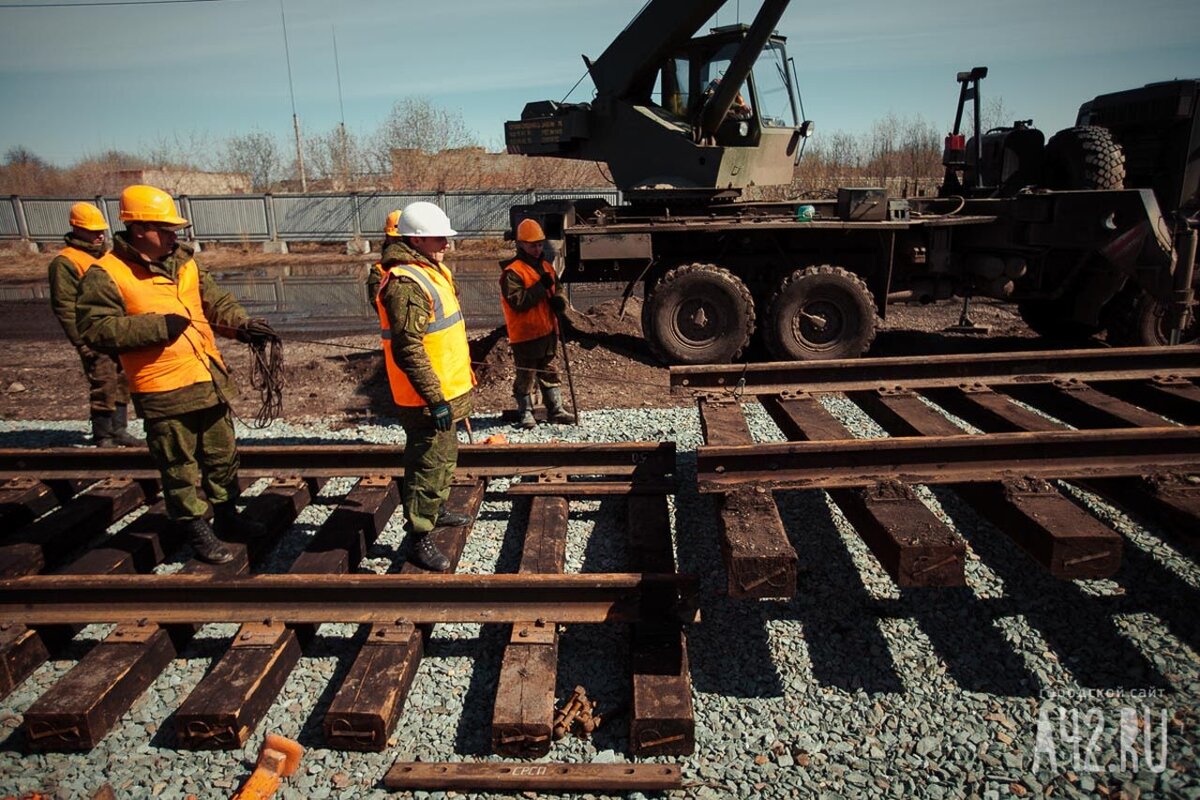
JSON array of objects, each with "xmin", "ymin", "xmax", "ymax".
[
  {"xmin": 696, "ymin": 427, "xmax": 1200, "ymax": 491},
  {"xmin": 671, "ymin": 345, "xmax": 1200, "ymax": 396},
  {"xmin": 0, "ymin": 573, "xmax": 698, "ymax": 626},
  {"xmin": 0, "ymin": 442, "xmax": 675, "ymax": 489},
  {"xmin": 676, "ymin": 349, "xmax": 1200, "ymax": 598},
  {"xmin": 0, "ymin": 440, "xmax": 696, "ymax": 765}
]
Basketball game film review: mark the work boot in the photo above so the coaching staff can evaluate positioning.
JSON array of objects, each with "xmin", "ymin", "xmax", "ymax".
[
  {"xmin": 213, "ymin": 502, "xmax": 268, "ymax": 540},
  {"xmin": 514, "ymin": 394, "xmax": 536, "ymax": 430},
  {"xmin": 182, "ymin": 518, "xmax": 234, "ymax": 565},
  {"xmin": 111, "ymin": 404, "xmax": 145, "ymax": 448},
  {"xmin": 411, "ymin": 533, "xmax": 451, "ymax": 572},
  {"xmin": 543, "ymin": 386, "xmax": 576, "ymax": 425},
  {"xmin": 90, "ymin": 411, "xmax": 117, "ymax": 448},
  {"xmin": 434, "ymin": 508, "xmax": 474, "ymax": 528}
]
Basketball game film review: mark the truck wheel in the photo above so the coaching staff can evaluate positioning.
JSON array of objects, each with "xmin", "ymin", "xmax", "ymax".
[
  {"xmin": 1016, "ymin": 299, "xmax": 1103, "ymax": 341},
  {"xmin": 1105, "ymin": 289, "xmax": 1199, "ymax": 346},
  {"xmin": 1042, "ymin": 126, "xmax": 1125, "ymax": 190},
  {"xmin": 642, "ymin": 263, "xmax": 755, "ymax": 364},
  {"xmin": 763, "ymin": 266, "xmax": 877, "ymax": 360}
]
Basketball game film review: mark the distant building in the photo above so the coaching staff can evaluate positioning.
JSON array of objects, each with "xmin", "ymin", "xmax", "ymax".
[
  {"xmin": 111, "ymin": 168, "xmax": 251, "ymax": 196},
  {"xmin": 389, "ymin": 147, "xmax": 604, "ymax": 192}
]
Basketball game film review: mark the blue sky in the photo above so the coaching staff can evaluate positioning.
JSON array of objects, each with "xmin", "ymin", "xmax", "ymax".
[{"xmin": 1, "ymin": 0, "xmax": 1198, "ymax": 166}]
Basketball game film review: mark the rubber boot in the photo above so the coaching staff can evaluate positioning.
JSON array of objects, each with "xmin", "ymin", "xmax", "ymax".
[
  {"xmin": 111, "ymin": 404, "xmax": 145, "ymax": 448},
  {"xmin": 514, "ymin": 394, "xmax": 536, "ymax": 430},
  {"xmin": 90, "ymin": 411, "xmax": 117, "ymax": 448},
  {"xmin": 213, "ymin": 501, "xmax": 268, "ymax": 540},
  {"xmin": 411, "ymin": 533, "xmax": 451, "ymax": 572},
  {"xmin": 182, "ymin": 518, "xmax": 233, "ymax": 565},
  {"xmin": 543, "ymin": 386, "xmax": 576, "ymax": 424},
  {"xmin": 435, "ymin": 507, "xmax": 473, "ymax": 528}
]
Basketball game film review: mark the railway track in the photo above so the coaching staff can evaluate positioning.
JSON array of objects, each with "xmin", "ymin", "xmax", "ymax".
[
  {"xmin": 0, "ymin": 345, "xmax": 1196, "ymax": 793},
  {"xmin": 0, "ymin": 442, "xmax": 694, "ymax": 769},
  {"xmin": 671, "ymin": 345, "xmax": 1200, "ymax": 597}
]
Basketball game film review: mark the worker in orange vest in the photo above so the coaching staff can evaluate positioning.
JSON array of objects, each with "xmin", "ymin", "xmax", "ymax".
[
  {"xmin": 375, "ymin": 201, "xmax": 476, "ymax": 572},
  {"xmin": 47, "ymin": 202, "xmax": 142, "ymax": 448},
  {"xmin": 366, "ymin": 208, "xmax": 403, "ymax": 311},
  {"xmin": 499, "ymin": 219, "xmax": 574, "ymax": 428},
  {"xmin": 76, "ymin": 185, "xmax": 278, "ymax": 564}
]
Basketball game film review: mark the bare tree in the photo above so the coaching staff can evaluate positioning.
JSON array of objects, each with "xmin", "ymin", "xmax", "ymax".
[
  {"xmin": 367, "ymin": 96, "xmax": 478, "ymax": 176},
  {"xmin": 221, "ymin": 132, "xmax": 283, "ymax": 192}
]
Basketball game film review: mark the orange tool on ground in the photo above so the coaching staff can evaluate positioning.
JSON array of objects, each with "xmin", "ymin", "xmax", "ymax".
[{"xmin": 230, "ymin": 734, "xmax": 304, "ymax": 800}]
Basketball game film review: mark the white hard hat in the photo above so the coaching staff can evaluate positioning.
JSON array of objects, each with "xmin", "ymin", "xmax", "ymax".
[{"xmin": 398, "ymin": 201, "xmax": 457, "ymax": 237}]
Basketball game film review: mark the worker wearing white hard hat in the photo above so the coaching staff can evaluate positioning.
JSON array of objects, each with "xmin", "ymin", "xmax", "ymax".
[{"xmin": 374, "ymin": 200, "xmax": 475, "ymax": 572}]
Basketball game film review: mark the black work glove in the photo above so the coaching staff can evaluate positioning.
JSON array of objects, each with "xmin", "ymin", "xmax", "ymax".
[
  {"xmin": 237, "ymin": 318, "xmax": 279, "ymax": 344},
  {"xmin": 548, "ymin": 293, "xmax": 568, "ymax": 315},
  {"xmin": 538, "ymin": 271, "xmax": 555, "ymax": 290},
  {"xmin": 163, "ymin": 313, "xmax": 190, "ymax": 342},
  {"xmin": 430, "ymin": 401, "xmax": 453, "ymax": 432}
]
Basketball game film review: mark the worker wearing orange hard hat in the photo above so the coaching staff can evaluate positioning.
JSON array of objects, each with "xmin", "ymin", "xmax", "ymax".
[
  {"xmin": 499, "ymin": 218, "xmax": 574, "ymax": 428},
  {"xmin": 47, "ymin": 201, "xmax": 143, "ymax": 448},
  {"xmin": 76, "ymin": 185, "xmax": 278, "ymax": 565},
  {"xmin": 366, "ymin": 208, "xmax": 403, "ymax": 312}
]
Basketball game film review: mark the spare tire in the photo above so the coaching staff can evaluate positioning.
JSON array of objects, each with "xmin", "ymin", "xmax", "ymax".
[
  {"xmin": 1042, "ymin": 126, "xmax": 1125, "ymax": 190},
  {"xmin": 641, "ymin": 263, "xmax": 755, "ymax": 364}
]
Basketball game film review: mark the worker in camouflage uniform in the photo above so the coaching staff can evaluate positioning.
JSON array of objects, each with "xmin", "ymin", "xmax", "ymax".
[
  {"xmin": 375, "ymin": 201, "xmax": 476, "ymax": 572},
  {"xmin": 47, "ymin": 202, "xmax": 143, "ymax": 448},
  {"xmin": 366, "ymin": 208, "xmax": 403, "ymax": 312},
  {"xmin": 76, "ymin": 185, "xmax": 279, "ymax": 565},
  {"xmin": 499, "ymin": 218, "xmax": 575, "ymax": 428}
]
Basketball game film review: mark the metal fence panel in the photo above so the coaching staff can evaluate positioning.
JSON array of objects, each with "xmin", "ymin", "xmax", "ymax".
[
  {"xmin": 0, "ymin": 200, "xmax": 19, "ymax": 239},
  {"xmin": 445, "ymin": 191, "xmax": 534, "ymax": 236},
  {"xmin": 187, "ymin": 196, "xmax": 270, "ymax": 241},
  {"xmin": 272, "ymin": 195, "xmax": 357, "ymax": 240},
  {"xmin": 22, "ymin": 199, "xmax": 105, "ymax": 240},
  {"xmin": 355, "ymin": 193, "xmax": 438, "ymax": 236}
]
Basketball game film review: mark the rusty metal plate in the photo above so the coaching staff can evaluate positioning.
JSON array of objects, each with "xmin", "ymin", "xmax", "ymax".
[
  {"xmin": 105, "ymin": 623, "xmax": 160, "ymax": 645},
  {"xmin": 229, "ymin": 621, "xmax": 288, "ymax": 648},
  {"xmin": 510, "ymin": 621, "xmax": 557, "ymax": 645},
  {"xmin": 383, "ymin": 761, "xmax": 681, "ymax": 792},
  {"xmin": 363, "ymin": 622, "xmax": 416, "ymax": 646}
]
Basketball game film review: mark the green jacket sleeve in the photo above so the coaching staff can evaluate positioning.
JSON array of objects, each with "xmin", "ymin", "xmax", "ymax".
[
  {"xmin": 366, "ymin": 265, "xmax": 383, "ymax": 312},
  {"xmin": 381, "ymin": 276, "xmax": 443, "ymax": 405},
  {"xmin": 76, "ymin": 266, "xmax": 174, "ymax": 352},
  {"xmin": 47, "ymin": 257, "xmax": 86, "ymax": 348},
  {"xmin": 198, "ymin": 267, "xmax": 249, "ymax": 338},
  {"xmin": 500, "ymin": 263, "xmax": 549, "ymax": 312}
]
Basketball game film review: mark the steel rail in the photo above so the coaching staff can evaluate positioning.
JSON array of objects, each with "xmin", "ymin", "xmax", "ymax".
[
  {"xmin": 0, "ymin": 573, "xmax": 698, "ymax": 626},
  {"xmin": 0, "ymin": 442, "xmax": 675, "ymax": 480},
  {"xmin": 670, "ymin": 345, "xmax": 1200, "ymax": 396},
  {"xmin": 696, "ymin": 426, "xmax": 1200, "ymax": 491}
]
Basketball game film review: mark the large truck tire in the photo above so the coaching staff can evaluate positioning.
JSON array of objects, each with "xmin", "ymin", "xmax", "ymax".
[
  {"xmin": 641, "ymin": 263, "xmax": 755, "ymax": 364},
  {"xmin": 1042, "ymin": 126, "xmax": 1125, "ymax": 190},
  {"xmin": 763, "ymin": 265, "xmax": 877, "ymax": 360},
  {"xmin": 1104, "ymin": 288, "xmax": 1199, "ymax": 346}
]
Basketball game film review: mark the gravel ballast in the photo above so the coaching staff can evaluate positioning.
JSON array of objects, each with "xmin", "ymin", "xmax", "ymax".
[{"xmin": 0, "ymin": 404, "xmax": 1197, "ymax": 799}]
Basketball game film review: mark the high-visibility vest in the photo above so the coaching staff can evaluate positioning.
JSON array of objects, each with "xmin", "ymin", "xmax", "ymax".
[
  {"xmin": 56, "ymin": 246, "xmax": 99, "ymax": 277},
  {"xmin": 499, "ymin": 257, "xmax": 557, "ymax": 344},
  {"xmin": 93, "ymin": 252, "xmax": 227, "ymax": 394},
  {"xmin": 376, "ymin": 261, "xmax": 474, "ymax": 407}
]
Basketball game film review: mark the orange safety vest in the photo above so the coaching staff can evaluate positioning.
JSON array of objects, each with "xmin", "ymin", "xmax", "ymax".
[
  {"xmin": 376, "ymin": 261, "xmax": 475, "ymax": 408},
  {"xmin": 499, "ymin": 258, "xmax": 558, "ymax": 344},
  {"xmin": 56, "ymin": 246, "xmax": 99, "ymax": 277},
  {"xmin": 93, "ymin": 252, "xmax": 227, "ymax": 394}
]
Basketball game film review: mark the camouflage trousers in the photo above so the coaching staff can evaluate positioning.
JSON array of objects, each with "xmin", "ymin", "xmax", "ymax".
[
  {"xmin": 512, "ymin": 349, "xmax": 561, "ymax": 397},
  {"xmin": 78, "ymin": 346, "xmax": 130, "ymax": 413},
  {"xmin": 145, "ymin": 403, "xmax": 240, "ymax": 521},
  {"xmin": 401, "ymin": 419, "xmax": 459, "ymax": 535}
]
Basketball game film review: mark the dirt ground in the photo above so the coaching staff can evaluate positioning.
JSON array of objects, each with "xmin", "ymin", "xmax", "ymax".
[{"xmin": 0, "ymin": 291, "xmax": 1061, "ymax": 427}]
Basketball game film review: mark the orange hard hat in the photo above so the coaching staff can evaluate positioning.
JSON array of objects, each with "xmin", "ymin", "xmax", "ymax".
[
  {"xmin": 384, "ymin": 209, "xmax": 402, "ymax": 236},
  {"xmin": 69, "ymin": 202, "xmax": 108, "ymax": 232},
  {"xmin": 118, "ymin": 184, "xmax": 189, "ymax": 228},
  {"xmin": 516, "ymin": 219, "xmax": 545, "ymax": 243}
]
